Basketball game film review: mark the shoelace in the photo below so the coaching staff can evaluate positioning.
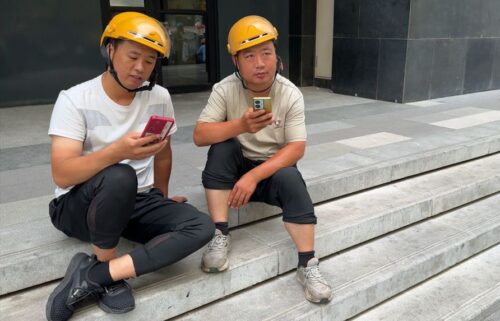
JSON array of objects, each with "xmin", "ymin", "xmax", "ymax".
[
  {"xmin": 304, "ymin": 265, "xmax": 328, "ymax": 285},
  {"xmin": 104, "ymin": 281, "xmax": 128, "ymax": 295},
  {"xmin": 68, "ymin": 286, "xmax": 102, "ymax": 306},
  {"xmin": 207, "ymin": 234, "xmax": 228, "ymax": 252}
]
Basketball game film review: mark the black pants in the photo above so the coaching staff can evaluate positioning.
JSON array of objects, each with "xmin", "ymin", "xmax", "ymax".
[
  {"xmin": 49, "ymin": 164, "xmax": 214, "ymax": 276},
  {"xmin": 201, "ymin": 139, "xmax": 316, "ymax": 224}
]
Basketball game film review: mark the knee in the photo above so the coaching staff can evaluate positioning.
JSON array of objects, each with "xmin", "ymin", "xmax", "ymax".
[
  {"xmin": 100, "ymin": 164, "xmax": 137, "ymax": 195},
  {"xmin": 207, "ymin": 138, "xmax": 240, "ymax": 159},
  {"xmin": 274, "ymin": 167, "xmax": 304, "ymax": 189},
  {"xmin": 198, "ymin": 213, "xmax": 216, "ymax": 243}
]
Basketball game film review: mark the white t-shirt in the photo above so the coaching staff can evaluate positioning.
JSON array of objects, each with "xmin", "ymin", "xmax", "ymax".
[
  {"xmin": 48, "ymin": 75, "xmax": 177, "ymax": 197},
  {"xmin": 198, "ymin": 73, "xmax": 307, "ymax": 160}
]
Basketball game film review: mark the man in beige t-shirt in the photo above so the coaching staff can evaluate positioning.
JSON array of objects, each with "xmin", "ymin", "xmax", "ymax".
[{"xmin": 193, "ymin": 15, "xmax": 332, "ymax": 303}]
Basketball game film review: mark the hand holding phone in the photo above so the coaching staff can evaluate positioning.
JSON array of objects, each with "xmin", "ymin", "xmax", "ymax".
[
  {"xmin": 141, "ymin": 115, "xmax": 175, "ymax": 142},
  {"xmin": 253, "ymin": 97, "xmax": 272, "ymax": 113}
]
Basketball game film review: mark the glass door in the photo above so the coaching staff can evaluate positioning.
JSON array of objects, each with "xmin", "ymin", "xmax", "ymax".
[
  {"xmin": 156, "ymin": 0, "xmax": 212, "ymax": 92},
  {"xmin": 160, "ymin": 13, "xmax": 208, "ymax": 87},
  {"xmin": 101, "ymin": 0, "xmax": 216, "ymax": 93}
]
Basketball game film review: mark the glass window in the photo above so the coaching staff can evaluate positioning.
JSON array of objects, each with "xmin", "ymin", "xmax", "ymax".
[
  {"xmin": 110, "ymin": 0, "xmax": 144, "ymax": 7},
  {"xmin": 162, "ymin": 0, "xmax": 206, "ymax": 11},
  {"xmin": 160, "ymin": 14, "xmax": 208, "ymax": 87}
]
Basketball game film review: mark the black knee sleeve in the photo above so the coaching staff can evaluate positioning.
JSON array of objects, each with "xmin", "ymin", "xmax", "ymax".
[{"xmin": 88, "ymin": 164, "xmax": 137, "ymax": 248}]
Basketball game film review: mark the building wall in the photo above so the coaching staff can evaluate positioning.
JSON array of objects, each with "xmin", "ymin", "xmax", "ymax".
[
  {"xmin": 332, "ymin": 0, "xmax": 410, "ymax": 102},
  {"xmin": 216, "ymin": 0, "xmax": 290, "ymax": 80},
  {"xmin": 404, "ymin": 0, "xmax": 500, "ymax": 102},
  {"xmin": 289, "ymin": 0, "xmax": 316, "ymax": 86},
  {"xmin": 332, "ymin": 0, "xmax": 500, "ymax": 103},
  {"xmin": 0, "ymin": 0, "xmax": 103, "ymax": 107}
]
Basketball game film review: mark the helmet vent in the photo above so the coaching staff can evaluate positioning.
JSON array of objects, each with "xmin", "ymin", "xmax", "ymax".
[
  {"xmin": 241, "ymin": 33, "xmax": 269, "ymax": 45},
  {"xmin": 128, "ymin": 31, "xmax": 164, "ymax": 48}
]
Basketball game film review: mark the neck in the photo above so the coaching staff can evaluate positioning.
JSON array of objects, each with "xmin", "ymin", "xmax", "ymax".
[
  {"xmin": 240, "ymin": 75, "xmax": 276, "ymax": 97},
  {"xmin": 102, "ymin": 71, "xmax": 135, "ymax": 105}
]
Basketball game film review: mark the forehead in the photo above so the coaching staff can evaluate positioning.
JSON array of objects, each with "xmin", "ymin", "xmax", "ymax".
[
  {"xmin": 119, "ymin": 40, "xmax": 158, "ymax": 57},
  {"xmin": 239, "ymin": 40, "xmax": 275, "ymax": 55}
]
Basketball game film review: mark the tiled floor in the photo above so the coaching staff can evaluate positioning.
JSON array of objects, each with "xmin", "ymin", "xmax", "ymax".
[{"xmin": 1, "ymin": 87, "xmax": 500, "ymax": 204}]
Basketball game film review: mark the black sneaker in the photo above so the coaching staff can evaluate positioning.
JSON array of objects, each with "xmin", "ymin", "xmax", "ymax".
[
  {"xmin": 98, "ymin": 280, "xmax": 135, "ymax": 314},
  {"xmin": 45, "ymin": 253, "xmax": 103, "ymax": 321}
]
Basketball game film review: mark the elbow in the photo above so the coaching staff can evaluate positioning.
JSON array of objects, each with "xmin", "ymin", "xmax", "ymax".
[
  {"xmin": 193, "ymin": 128, "xmax": 208, "ymax": 147},
  {"xmin": 52, "ymin": 168, "xmax": 72, "ymax": 189},
  {"xmin": 53, "ymin": 176, "xmax": 70, "ymax": 189}
]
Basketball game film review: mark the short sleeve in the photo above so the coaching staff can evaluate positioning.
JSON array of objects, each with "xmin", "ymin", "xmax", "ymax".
[
  {"xmin": 284, "ymin": 94, "xmax": 307, "ymax": 142},
  {"xmin": 48, "ymin": 91, "xmax": 86, "ymax": 141},
  {"xmin": 198, "ymin": 84, "xmax": 227, "ymax": 123},
  {"xmin": 162, "ymin": 91, "xmax": 178, "ymax": 136}
]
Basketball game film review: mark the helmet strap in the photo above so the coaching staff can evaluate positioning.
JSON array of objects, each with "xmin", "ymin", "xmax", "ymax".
[
  {"xmin": 234, "ymin": 57, "xmax": 278, "ymax": 94},
  {"xmin": 103, "ymin": 44, "xmax": 156, "ymax": 93}
]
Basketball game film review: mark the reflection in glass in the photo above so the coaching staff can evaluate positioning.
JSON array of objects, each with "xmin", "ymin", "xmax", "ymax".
[
  {"xmin": 110, "ymin": 0, "xmax": 144, "ymax": 7},
  {"xmin": 161, "ymin": 14, "xmax": 208, "ymax": 87},
  {"xmin": 162, "ymin": 0, "xmax": 206, "ymax": 10}
]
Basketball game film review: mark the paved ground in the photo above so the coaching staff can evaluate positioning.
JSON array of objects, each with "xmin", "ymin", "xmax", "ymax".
[{"xmin": 1, "ymin": 87, "xmax": 499, "ymax": 205}]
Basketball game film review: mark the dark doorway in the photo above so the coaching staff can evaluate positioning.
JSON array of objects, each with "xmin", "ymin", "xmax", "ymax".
[{"xmin": 101, "ymin": 0, "xmax": 218, "ymax": 93}]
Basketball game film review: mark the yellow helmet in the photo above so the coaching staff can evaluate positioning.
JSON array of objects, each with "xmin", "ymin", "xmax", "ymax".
[
  {"xmin": 100, "ymin": 12, "xmax": 170, "ymax": 58},
  {"xmin": 227, "ymin": 15, "xmax": 278, "ymax": 55}
]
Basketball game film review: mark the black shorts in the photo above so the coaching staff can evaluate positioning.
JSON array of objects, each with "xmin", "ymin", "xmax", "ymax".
[{"xmin": 201, "ymin": 139, "xmax": 316, "ymax": 224}]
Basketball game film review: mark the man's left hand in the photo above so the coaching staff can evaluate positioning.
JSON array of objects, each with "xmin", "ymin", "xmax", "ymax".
[{"xmin": 228, "ymin": 174, "xmax": 258, "ymax": 209}]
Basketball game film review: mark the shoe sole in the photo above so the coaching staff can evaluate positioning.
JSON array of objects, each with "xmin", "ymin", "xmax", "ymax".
[
  {"xmin": 201, "ymin": 259, "xmax": 229, "ymax": 273},
  {"xmin": 45, "ymin": 253, "xmax": 88, "ymax": 321},
  {"xmin": 98, "ymin": 300, "xmax": 135, "ymax": 314}
]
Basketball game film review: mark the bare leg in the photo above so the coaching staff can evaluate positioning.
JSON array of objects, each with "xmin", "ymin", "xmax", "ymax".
[
  {"xmin": 92, "ymin": 245, "xmax": 118, "ymax": 261},
  {"xmin": 92, "ymin": 245, "xmax": 136, "ymax": 281},
  {"xmin": 206, "ymin": 188, "xmax": 231, "ymax": 222},
  {"xmin": 284, "ymin": 223, "xmax": 315, "ymax": 252}
]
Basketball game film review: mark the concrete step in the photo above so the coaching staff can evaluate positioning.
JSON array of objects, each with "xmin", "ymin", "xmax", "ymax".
[
  {"xmin": 1, "ymin": 151, "xmax": 499, "ymax": 295},
  {"xmin": 1, "ymin": 154, "xmax": 499, "ymax": 319},
  {"xmin": 351, "ymin": 245, "xmax": 500, "ymax": 321},
  {"xmin": 174, "ymin": 194, "xmax": 500, "ymax": 321},
  {"xmin": 2, "ymin": 132, "xmax": 500, "ymax": 228}
]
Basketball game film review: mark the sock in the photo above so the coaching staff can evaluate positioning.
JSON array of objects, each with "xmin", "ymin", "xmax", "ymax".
[
  {"xmin": 298, "ymin": 251, "xmax": 315, "ymax": 268},
  {"xmin": 215, "ymin": 222, "xmax": 229, "ymax": 235},
  {"xmin": 88, "ymin": 261, "xmax": 114, "ymax": 286}
]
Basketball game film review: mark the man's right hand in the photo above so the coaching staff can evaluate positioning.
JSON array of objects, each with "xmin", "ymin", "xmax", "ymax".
[
  {"xmin": 240, "ymin": 107, "xmax": 273, "ymax": 133},
  {"xmin": 111, "ymin": 132, "xmax": 168, "ymax": 160}
]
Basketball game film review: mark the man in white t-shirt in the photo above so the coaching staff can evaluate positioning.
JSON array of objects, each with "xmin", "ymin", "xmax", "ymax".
[
  {"xmin": 193, "ymin": 15, "xmax": 332, "ymax": 303},
  {"xmin": 45, "ymin": 12, "xmax": 214, "ymax": 321}
]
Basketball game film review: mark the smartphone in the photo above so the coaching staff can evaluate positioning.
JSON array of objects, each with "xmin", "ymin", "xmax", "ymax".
[
  {"xmin": 141, "ymin": 115, "xmax": 175, "ymax": 141},
  {"xmin": 253, "ymin": 97, "xmax": 272, "ymax": 113}
]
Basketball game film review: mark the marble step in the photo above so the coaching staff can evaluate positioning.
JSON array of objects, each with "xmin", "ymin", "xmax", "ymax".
[
  {"xmin": 352, "ymin": 245, "xmax": 500, "ymax": 321},
  {"xmin": 175, "ymin": 194, "xmax": 500, "ymax": 321},
  {"xmin": 0, "ymin": 156, "xmax": 499, "ymax": 319}
]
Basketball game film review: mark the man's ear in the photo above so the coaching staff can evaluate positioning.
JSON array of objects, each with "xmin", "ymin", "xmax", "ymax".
[
  {"xmin": 231, "ymin": 55, "xmax": 237, "ymax": 66},
  {"xmin": 107, "ymin": 43, "xmax": 115, "ymax": 57}
]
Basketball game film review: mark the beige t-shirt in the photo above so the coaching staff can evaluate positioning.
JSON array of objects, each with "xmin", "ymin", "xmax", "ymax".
[{"xmin": 198, "ymin": 73, "xmax": 307, "ymax": 160}]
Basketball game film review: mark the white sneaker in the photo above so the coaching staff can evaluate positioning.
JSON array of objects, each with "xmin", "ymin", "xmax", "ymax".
[
  {"xmin": 296, "ymin": 257, "xmax": 333, "ymax": 303},
  {"xmin": 201, "ymin": 229, "xmax": 230, "ymax": 273}
]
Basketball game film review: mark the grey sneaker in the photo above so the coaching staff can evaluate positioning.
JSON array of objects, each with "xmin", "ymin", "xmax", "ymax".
[
  {"xmin": 201, "ymin": 229, "xmax": 230, "ymax": 273},
  {"xmin": 296, "ymin": 257, "xmax": 333, "ymax": 304}
]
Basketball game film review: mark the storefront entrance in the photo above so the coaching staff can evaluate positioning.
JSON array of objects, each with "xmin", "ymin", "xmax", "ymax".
[{"xmin": 102, "ymin": 0, "xmax": 217, "ymax": 93}]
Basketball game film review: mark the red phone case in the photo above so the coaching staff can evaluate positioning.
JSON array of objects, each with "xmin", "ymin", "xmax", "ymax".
[{"xmin": 141, "ymin": 115, "xmax": 175, "ymax": 141}]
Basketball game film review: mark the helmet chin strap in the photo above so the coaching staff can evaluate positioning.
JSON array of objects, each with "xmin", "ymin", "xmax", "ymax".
[
  {"xmin": 108, "ymin": 60, "xmax": 156, "ymax": 93},
  {"xmin": 234, "ymin": 56, "xmax": 281, "ymax": 94},
  {"xmin": 102, "ymin": 45, "xmax": 156, "ymax": 93}
]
